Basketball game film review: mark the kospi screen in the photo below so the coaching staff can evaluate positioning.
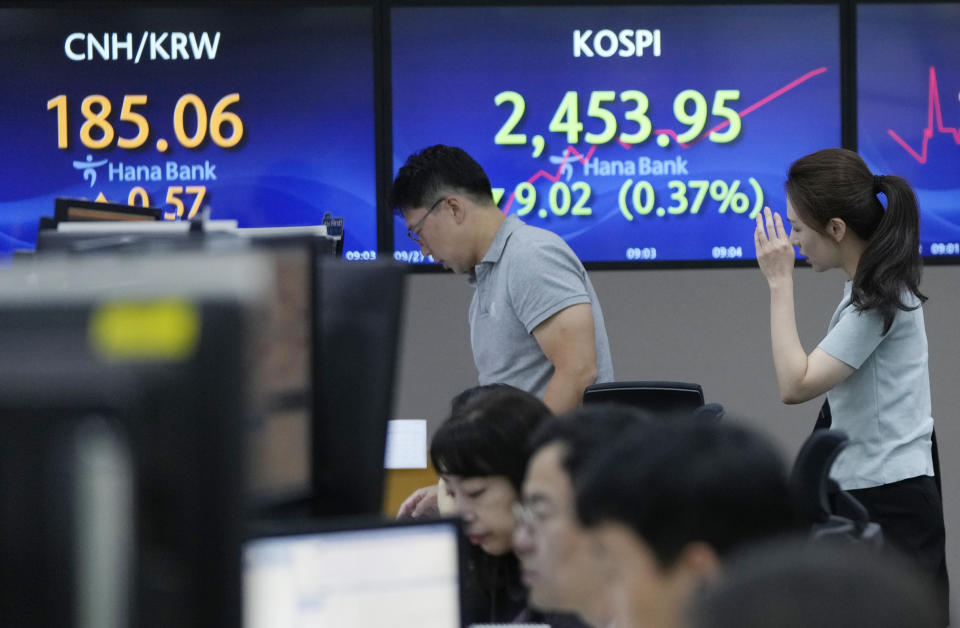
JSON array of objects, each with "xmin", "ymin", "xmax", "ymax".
[
  {"xmin": 391, "ymin": 4, "xmax": 841, "ymax": 265},
  {"xmin": 0, "ymin": 7, "xmax": 377, "ymax": 259},
  {"xmin": 857, "ymin": 2, "xmax": 960, "ymax": 261}
]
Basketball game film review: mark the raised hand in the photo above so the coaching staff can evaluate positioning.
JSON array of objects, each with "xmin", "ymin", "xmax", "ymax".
[{"xmin": 754, "ymin": 206, "xmax": 796, "ymax": 285}]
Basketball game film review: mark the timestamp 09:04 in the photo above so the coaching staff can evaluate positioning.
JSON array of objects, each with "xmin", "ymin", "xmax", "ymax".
[{"xmin": 501, "ymin": 178, "xmax": 764, "ymax": 221}]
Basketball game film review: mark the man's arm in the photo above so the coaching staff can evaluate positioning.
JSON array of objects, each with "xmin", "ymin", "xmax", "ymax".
[{"xmin": 533, "ymin": 302, "xmax": 599, "ymax": 413}]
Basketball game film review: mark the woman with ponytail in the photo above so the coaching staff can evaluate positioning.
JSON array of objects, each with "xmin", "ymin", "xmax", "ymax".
[{"xmin": 754, "ymin": 148, "xmax": 948, "ymax": 623}]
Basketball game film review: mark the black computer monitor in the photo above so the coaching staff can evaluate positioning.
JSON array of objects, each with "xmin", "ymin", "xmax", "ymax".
[
  {"xmin": 0, "ymin": 251, "xmax": 272, "ymax": 628},
  {"xmin": 233, "ymin": 236, "xmax": 405, "ymax": 521},
  {"xmin": 34, "ymin": 220, "xmax": 216, "ymax": 254},
  {"xmin": 252, "ymin": 257, "xmax": 407, "ymax": 518},
  {"xmin": 53, "ymin": 197, "xmax": 163, "ymax": 224},
  {"xmin": 243, "ymin": 235, "xmax": 316, "ymax": 507},
  {"xmin": 310, "ymin": 258, "xmax": 406, "ymax": 517},
  {"xmin": 34, "ymin": 220, "xmax": 338, "ymax": 258},
  {"xmin": 243, "ymin": 517, "xmax": 464, "ymax": 628},
  {"xmin": 27, "ymin": 223, "xmax": 401, "ymax": 523}
]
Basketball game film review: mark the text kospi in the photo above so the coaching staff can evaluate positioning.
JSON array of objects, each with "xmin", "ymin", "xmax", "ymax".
[{"xmin": 573, "ymin": 29, "xmax": 661, "ymax": 58}]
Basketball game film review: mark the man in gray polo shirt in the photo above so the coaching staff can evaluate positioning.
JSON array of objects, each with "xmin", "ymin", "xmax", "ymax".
[{"xmin": 391, "ymin": 145, "xmax": 613, "ymax": 413}]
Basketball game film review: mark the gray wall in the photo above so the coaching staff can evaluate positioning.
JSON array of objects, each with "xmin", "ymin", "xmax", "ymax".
[{"xmin": 393, "ymin": 264, "xmax": 959, "ymax": 610}]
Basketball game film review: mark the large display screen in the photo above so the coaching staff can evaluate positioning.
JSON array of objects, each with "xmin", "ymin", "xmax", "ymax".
[
  {"xmin": 0, "ymin": 7, "xmax": 377, "ymax": 260},
  {"xmin": 391, "ymin": 4, "xmax": 841, "ymax": 264},
  {"xmin": 857, "ymin": 2, "xmax": 960, "ymax": 260}
]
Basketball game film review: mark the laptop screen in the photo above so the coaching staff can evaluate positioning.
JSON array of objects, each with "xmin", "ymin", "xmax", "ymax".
[{"xmin": 244, "ymin": 518, "xmax": 463, "ymax": 628}]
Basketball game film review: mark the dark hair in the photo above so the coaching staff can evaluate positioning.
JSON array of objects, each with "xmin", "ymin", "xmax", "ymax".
[
  {"xmin": 450, "ymin": 383, "xmax": 517, "ymax": 415},
  {"xmin": 430, "ymin": 385, "xmax": 552, "ymax": 492},
  {"xmin": 786, "ymin": 148, "xmax": 926, "ymax": 334},
  {"xmin": 576, "ymin": 420, "xmax": 799, "ymax": 566},
  {"xmin": 688, "ymin": 538, "xmax": 941, "ymax": 628},
  {"xmin": 528, "ymin": 403, "xmax": 655, "ymax": 485},
  {"xmin": 432, "ymin": 384, "xmax": 551, "ymax": 624},
  {"xmin": 390, "ymin": 144, "xmax": 495, "ymax": 212}
]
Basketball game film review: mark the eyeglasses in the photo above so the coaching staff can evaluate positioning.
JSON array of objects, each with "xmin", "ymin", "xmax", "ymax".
[
  {"xmin": 407, "ymin": 196, "xmax": 446, "ymax": 244},
  {"xmin": 513, "ymin": 501, "xmax": 555, "ymax": 532}
]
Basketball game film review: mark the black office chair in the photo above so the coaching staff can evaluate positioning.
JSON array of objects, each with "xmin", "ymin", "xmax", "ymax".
[
  {"xmin": 790, "ymin": 428, "xmax": 883, "ymax": 547},
  {"xmin": 582, "ymin": 380, "xmax": 710, "ymax": 420}
]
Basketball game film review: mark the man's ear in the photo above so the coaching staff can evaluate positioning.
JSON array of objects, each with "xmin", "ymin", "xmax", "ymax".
[
  {"xmin": 827, "ymin": 217, "xmax": 847, "ymax": 243},
  {"xmin": 447, "ymin": 195, "xmax": 467, "ymax": 224}
]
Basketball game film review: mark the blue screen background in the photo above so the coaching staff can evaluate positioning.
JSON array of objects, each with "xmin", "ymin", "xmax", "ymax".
[
  {"xmin": 0, "ymin": 7, "xmax": 377, "ymax": 258},
  {"xmin": 391, "ymin": 5, "xmax": 841, "ymax": 264},
  {"xmin": 857, "ymin": 3, "xmax": 960, "ymax": 259}
]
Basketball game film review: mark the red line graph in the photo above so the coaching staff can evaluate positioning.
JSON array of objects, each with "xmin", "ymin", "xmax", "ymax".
[
  {"xmin": 887, "ymin": 66, "xmax": 960, "ymax": 164},
  {"xmin": 502, "ymin": 145, "xmax": 597, "ymax": 213},
  {"xmin": 503, "ymin": 67, "xmax": 828, "ymax": 213}
]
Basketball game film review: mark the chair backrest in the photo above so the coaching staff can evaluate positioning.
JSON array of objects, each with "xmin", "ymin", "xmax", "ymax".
[
  {"xmin": 791, "ymin": 429, "xmax": 848, "ymax": 524},
  {"xmin": 790, "ymin": 428, "xmax": 883, "ymax": 547},
  {"xmin": 582, "ymin": 381, "xmax": 704, "ymax": 420}
]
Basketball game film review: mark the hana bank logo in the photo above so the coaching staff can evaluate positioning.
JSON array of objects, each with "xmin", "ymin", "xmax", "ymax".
[{"xmin": 73, "ymin": 154, "xmax": 109, "ymax": 187}]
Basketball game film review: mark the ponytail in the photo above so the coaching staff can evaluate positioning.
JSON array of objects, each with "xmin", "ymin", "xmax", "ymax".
[
  {"xmin": 850, "ymin": 174, "xmax": 926, "ymax": 334},
  {"xmin": 786, "ymin": 149, "xmax": 926, "ymax": 335}
]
